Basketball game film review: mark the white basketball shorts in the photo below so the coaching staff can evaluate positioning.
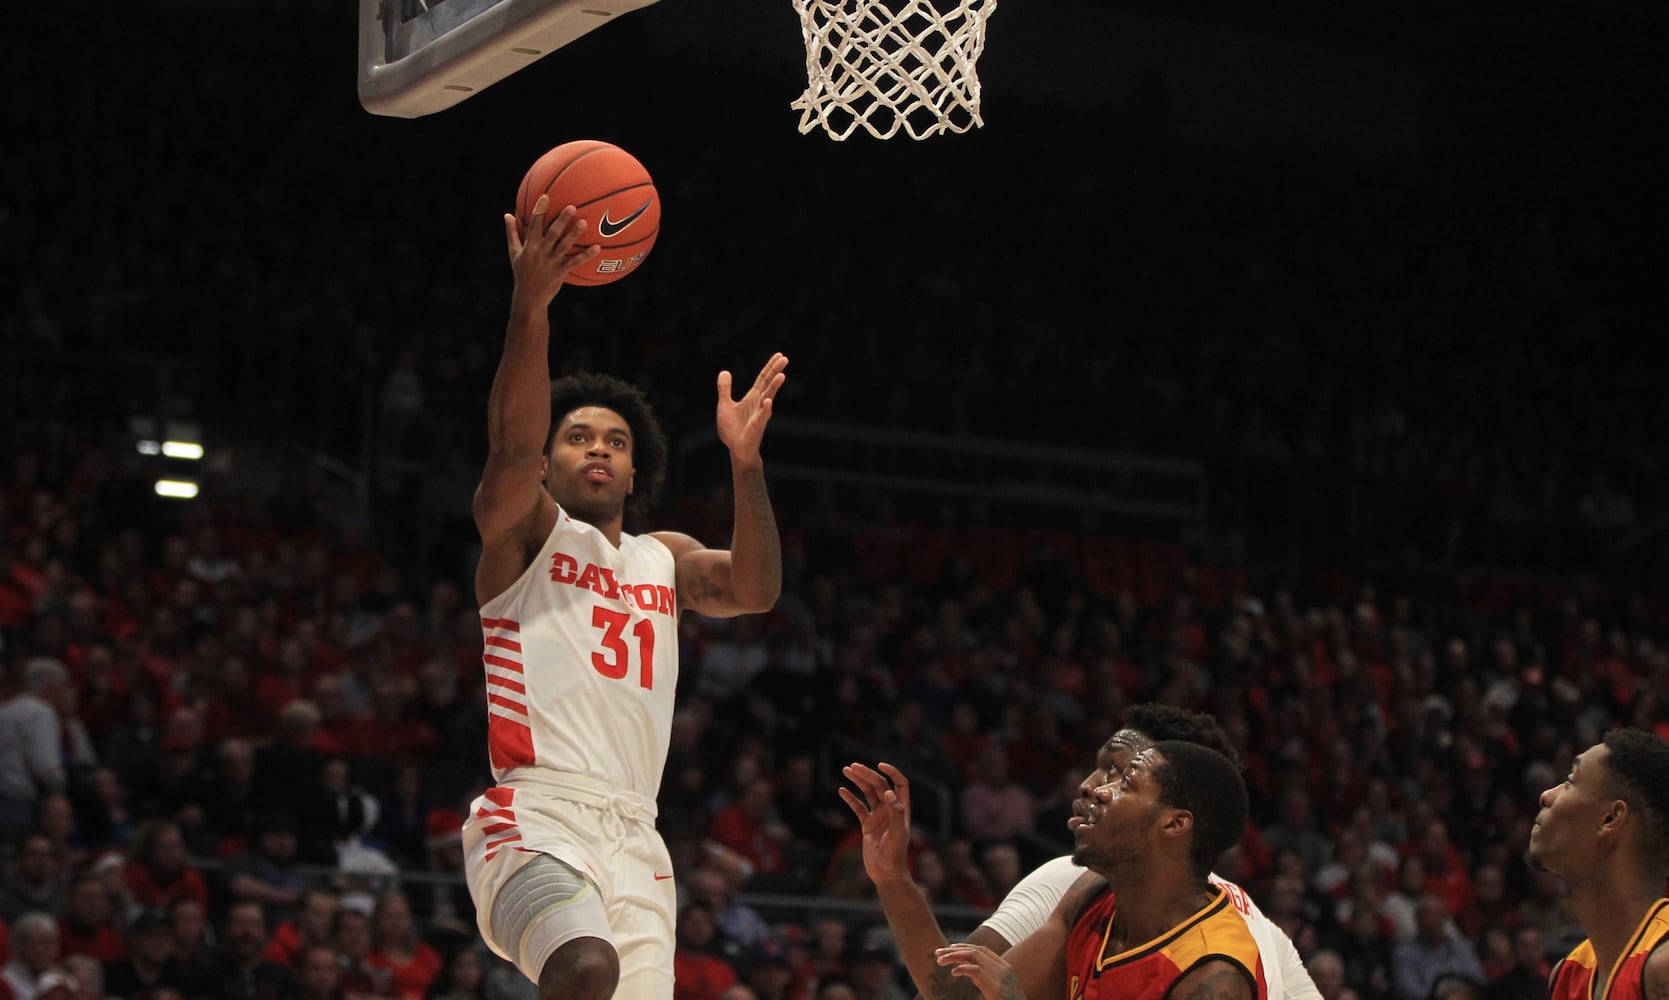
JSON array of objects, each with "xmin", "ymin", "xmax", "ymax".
[{"xmin": 462, "ymin": 769, "xmax": 676, "ymax": 997}]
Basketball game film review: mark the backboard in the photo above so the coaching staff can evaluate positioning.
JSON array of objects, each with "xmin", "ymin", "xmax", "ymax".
[{"xmin": 358, "ymin": 0, "xmax": 661, "ymax": 118}]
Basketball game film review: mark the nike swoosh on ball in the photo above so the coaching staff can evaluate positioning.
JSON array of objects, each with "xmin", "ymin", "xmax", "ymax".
[{"xmin": 598, "ymin": 200, "xmax": 653, "ymax": 238}]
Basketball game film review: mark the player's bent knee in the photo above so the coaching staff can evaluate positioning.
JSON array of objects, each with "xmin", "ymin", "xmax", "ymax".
[
  {"xmin": 538, "ymin": 937, "xmax": 619, "ymax": 1000},
  {"xmin": 489, "ymin": 853, "xmax": 616, "ymax": 987}
]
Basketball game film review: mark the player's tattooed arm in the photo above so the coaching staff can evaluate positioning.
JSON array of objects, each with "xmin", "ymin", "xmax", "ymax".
[
  {"xmin": 677, "ymin": 555, "xmax": 728, "ymax": 607},
  {"xmin": 923, "ymin": 969, "xmax": 1027, "ymax": 999},
  {"xmin": 656, "ymin": 530, "xmax": 776, "ymax": 618},
  {"xmin": 656, "ymin": 468, "xmax": 781, "ymax": 619},
  {"xmin": 732, "ymin": 463, "xmax": 782, "ymax": 600},
  {"xmin": 925, "ymin": 967, "xmax": 985, "ymax": 1000},
  {"xmin": 930, "ymin": 941, "xmax": 1044, "ymax": 1000}
]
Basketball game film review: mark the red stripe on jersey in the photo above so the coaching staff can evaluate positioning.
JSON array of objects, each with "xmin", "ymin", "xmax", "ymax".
[
  {"xmin": 484, "ymin": 787, "xmax": 515, "ymax": 808},
  {"xmin": 488, "ymin": 715, "xmax": 535, "ymax": 770},
  {"xmin": 486, "ymin": 674, "xmax": 527, "ymax": 695},
  {"xmin": 481, "ymin": 821, "xmax": 517, "ymax": 836},
  {"xmin": 475, "ymin": 807, "xmax": 515, "ymax": 822},
  {"xmin": 486, "ymin": 636, "xmax": 523, "ymax": 652},
  {"xmin": 481, "ymin": 617, "xmax": 521, "ymax": 632},
  {"xmin": 483, "ymin": 653, "xmax": 524, "ymax": 673},
  {"xmin": 488, "ymin": 693, "xmax": 528, "ymax": 715},
  {"xmin": 485, "ymin": 833, "xmax": 522, "ymax": 852}
]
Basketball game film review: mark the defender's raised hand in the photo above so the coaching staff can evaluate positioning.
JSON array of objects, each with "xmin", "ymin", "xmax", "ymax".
[
  {"xmin": 838, "ymin": 762, "xmax": 914, "ymax": 887},
  {"xmin": 716, "ymin": 352, "xmax": 788, "ymax": 465}
]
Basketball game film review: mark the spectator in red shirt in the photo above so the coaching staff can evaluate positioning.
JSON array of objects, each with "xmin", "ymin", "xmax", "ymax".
[
  {"xmin": 1411, "ymin": 819, "xmax": 1475, "ymax": 919},
  {"xmin": 707, "ymin": 778, "xmax": 788, "ymax": 878},
  {"xmin": 674, "ymin": 900, "xmax": 740, "ymax": 1000},
  {"xmin": 939, "ymin": 702, "xmax": 992, "ymax": 782},
  {"xmin": 354, "ymin": 676, "xmax": 435, "ymax": 761},
  {"xmin": 262, "ymin": 887, "xmax": 339, "ymax": 970},
  {"xmin": 331, "ymin": 908, "xmax": 392, "ymax": 998},
  {"xmin": 306, "ymin": 675, "xmax": 359, "ymax": 759},
  {"xmin": 122, "ymin": 820, "xmax": 209, "ymax": 915},
  {"xmin": 366, "ymin": 890, "xmax": 440, "ymax": 999},
  {"xmin": 55, "ymin": 874, "xmax": 124, "ymax": 963},
  {"xmin": 1455, "ymin": 862, "xmax": 1516, "ymax": 939}
]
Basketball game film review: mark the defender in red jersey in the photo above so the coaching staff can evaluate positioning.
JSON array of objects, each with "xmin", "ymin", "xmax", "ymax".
[
  {"xmin": 464, "ymin": 196, "xmax": 786, "ymax": 1000},
  {"xmin": 843, "ymin": 741, "xmax": 1262, "ymax": 1000},
  {"xmin": 1528, "ymin": 729, "xmax": 1669, "ymax": 1000}
]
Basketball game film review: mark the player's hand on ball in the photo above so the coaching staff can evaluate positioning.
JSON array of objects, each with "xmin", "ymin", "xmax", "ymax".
[{"xmin": 504, "ymin": 195, "xmax": 600, "ymax": 307}]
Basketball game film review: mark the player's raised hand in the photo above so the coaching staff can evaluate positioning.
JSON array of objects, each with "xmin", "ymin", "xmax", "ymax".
[
  {"xmin": 935, "ymin": 943, "xmax": 1028, "ymax": 1000},
  {"xmin": 838, "ymin": 762, "xmax": 913, "ymax": 887},
  {"xmin": 504, "ymin": 195, "xmax": 601, "ymax": 309},
  {"xmin": 715, "ymin": 352, "xmax": 788, "ymax": 465}
]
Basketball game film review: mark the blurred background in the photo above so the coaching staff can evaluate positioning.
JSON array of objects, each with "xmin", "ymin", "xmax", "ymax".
[{"xmin": 2, "ymin": 0, "xmax": 1667, "ymax": 998}]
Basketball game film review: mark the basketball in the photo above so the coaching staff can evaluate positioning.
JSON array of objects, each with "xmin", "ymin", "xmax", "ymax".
[{"xmin": 515, "ymin": 140, "xmax": 660, "ymax": 286}]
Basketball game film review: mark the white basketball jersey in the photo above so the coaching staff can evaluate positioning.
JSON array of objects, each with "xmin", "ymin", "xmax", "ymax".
[{"xmin": 478, "ymin": 509, "xmax": 680, "ymax": 800}]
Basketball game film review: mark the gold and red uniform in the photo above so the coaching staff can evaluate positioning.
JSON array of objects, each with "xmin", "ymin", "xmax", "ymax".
[{"xmin": 1065, "ymin": 885, "xmax": 1269, "ymax": 1000}]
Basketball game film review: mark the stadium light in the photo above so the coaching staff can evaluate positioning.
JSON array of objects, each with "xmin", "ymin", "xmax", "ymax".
[
  {"xmin": 161, "ymin": 441, "xmax": 204, "ymax": 460},
  {"xmin": 154, "ymin": 480, "xmax": 200, "ymax": 499},
  {"xmin": 136, "ymin": 440, "xmax": 162, "ymax": 455}
]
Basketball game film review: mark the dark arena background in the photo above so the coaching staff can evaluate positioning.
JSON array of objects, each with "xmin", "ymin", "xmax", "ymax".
[{"xmin": 3, "ymin": 0, "xmax": 1668, "ymax": 998}]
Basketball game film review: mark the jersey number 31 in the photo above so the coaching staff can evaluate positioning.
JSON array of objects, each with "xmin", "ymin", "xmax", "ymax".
[{"xmin": 591, "ymin": 607, "xmax": 655, "ymax": 689}]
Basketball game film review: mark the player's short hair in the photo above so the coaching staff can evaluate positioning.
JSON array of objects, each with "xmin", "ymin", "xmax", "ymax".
[
  {"xmin": 1150, "ymin": 740, "xmax": 1249, "ymax": 878},
  {"xmin": 1122, "ymin": 704, "xmax": 1240, "ymax": 766},
  {"xmin": 1601, "ymin": 727, "xmax": 1669, "ymax": 873},
  {"xmin": 546, "ymin": 372, "xmax": 668, "ymax": 517}
]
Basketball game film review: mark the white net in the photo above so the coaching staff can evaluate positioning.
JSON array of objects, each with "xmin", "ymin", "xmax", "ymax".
[{"xmin": 791, "ymin": 0, "xmax": 996, "ymax": 141}]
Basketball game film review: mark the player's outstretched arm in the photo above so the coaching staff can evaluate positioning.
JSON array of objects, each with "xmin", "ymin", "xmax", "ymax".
[
  {"xmin": 840, "ymin": 762, "xmax": 963, "ymax": 998},
  {"xmin": 474, "ymin": 197, "xmax": 599, "ymax": 602},
  {"xmin": 654, "ymin": 352, "xmax": 788, "ymax": 618}
]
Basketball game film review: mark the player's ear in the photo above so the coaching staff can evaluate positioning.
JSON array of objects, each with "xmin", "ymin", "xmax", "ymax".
[
  {"xmin": 540, "ymin": 454, "xmax": 550, "ymax": 484},
  {"xmin": 1163, "ymin": 808, "xmax": 1194, "ymax": 839}
]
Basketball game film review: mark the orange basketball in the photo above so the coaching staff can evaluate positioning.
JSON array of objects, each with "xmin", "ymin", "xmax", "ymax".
[{"xmin": 515, "ymin": 140, "xmax": 660, "ymax": 286}]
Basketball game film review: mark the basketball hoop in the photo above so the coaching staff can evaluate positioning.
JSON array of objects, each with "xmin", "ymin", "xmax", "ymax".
[{"xmin": 791, "ymin": 0, "xmax": 996, "ymax": 141}]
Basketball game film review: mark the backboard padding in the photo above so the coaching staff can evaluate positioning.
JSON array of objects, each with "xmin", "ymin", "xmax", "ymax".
[{"xmin": 359, "ymin": 0, "xmax": 662, "ymax": 118}]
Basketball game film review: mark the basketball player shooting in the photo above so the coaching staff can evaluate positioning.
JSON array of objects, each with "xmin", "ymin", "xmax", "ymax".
[{"xmin": 461, "ymin": 195, "xmax": 787, "ymax": 1000}]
